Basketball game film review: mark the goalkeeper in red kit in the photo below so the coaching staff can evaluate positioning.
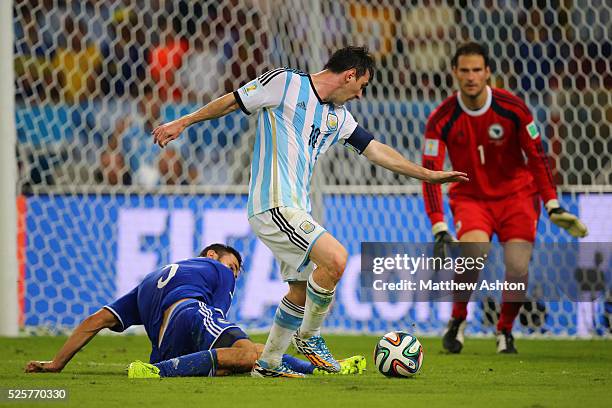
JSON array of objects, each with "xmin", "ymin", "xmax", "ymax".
[{"xmin": 422, "ymin": 42, "xmax": 588, "ymax": 354}]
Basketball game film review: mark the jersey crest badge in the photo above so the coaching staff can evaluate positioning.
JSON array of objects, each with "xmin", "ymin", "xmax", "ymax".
[
  {"xmin": 326, "ymin": 113, "xmax": 338, "ymax": 131},
  {"xmin": 299, "ymin": 221, "xmax": 315, "ymax": 234},
  {"xmin": 526, "ymin": 121, "xmax": 540, "ymax": 139},
  {"xmin": 488, "ymin": 124, "xmax": 504, "ymax": 140},
  {"xmin": 424, "ymin": 139, "xmax": 439, "ymax": 156}
]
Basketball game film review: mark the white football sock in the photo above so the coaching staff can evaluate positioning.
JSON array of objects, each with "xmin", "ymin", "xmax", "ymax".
[
  {"xmin": 258, "ymin": 296, "xmax": 304, "ymax": 368},
  {"xmin": 299, "ymin": 274, "xmax": 335, "ymax": 339}
]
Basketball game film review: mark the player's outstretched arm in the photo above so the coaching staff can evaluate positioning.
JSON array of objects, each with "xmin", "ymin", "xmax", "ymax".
[
  {"xmin": 152, "ymin": 92, "xmax": 240, "ymax": 148},
  {"xmin": 25, "ymin": 308, "xmax": 119, "ymax": 373},
  {"xmin": 363, "ymin": 140, "xmax": 469, "ymax": 184}
]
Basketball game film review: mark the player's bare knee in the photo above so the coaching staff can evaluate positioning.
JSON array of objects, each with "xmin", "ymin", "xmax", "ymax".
[
  {"xmin": 230, "ymin": 339, "xmax": 258, "ymax": 367},
  {"xmin": 329, "ymin": 249, "xmax": 348, "ymax": 281},
  {"xmin": 504, "ymin": 255, "xmax": 530, "ymax": 278},
  {"xmin": 320, "ymin": 255, "xmax": 347, "ymax": 283},
  {"xmin": 245, "ymin": 349, "xmax": 258, "ymax": 366},
  {"xmin": 234, "ymin": 349, "xmax": 258, "ymax": 372},
  {"xmin": 232, "ymin": 338, "xmax": 255, "ymax": 349},
  {"xmin": 505, "ymin": 262, "xmax": 529, "ymax": 278}
]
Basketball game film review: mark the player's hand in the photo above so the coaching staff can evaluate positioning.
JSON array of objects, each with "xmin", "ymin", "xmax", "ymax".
[
  {"xmin": 432, "ymin": 222, "xmax": 457, "ymax": 265},
  {"xmin": 546, "ymin": 200, "xmax": 588, "ymax": 238},
  {"xmin": 25, "ymin": 360, "xmax": 62, "ymax": 373},
  {"xmin": 152, "ymin": 118, "xmax": 187, "ymax": 148},
  {"xmin": 427, "ymin": 170, "xmax": 469, "ymax": 184}
]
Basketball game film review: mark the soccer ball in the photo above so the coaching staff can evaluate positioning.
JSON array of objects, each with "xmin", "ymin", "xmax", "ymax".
[{"xmin": 374, "ymin": 331, "xmax": 424, "ymax": 377}]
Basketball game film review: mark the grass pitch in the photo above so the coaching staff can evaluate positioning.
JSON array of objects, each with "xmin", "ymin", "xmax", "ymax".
[{"xmin": 1, "ymin": 334, "xmax": 610, "ymax": 407}]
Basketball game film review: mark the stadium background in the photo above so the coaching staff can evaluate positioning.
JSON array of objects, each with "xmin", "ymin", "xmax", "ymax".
[{"xmin": 8, "ymin": 0, "xmax": 611, "ymax": 337}]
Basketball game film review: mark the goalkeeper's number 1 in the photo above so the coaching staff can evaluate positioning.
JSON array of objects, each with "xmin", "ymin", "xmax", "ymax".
[{"xmin": 478, "ymin": 145, "xmax": 485, "ymax": 165}]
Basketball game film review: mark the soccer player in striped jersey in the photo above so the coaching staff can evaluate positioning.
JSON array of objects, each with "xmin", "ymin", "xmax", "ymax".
[
  {"xmin": 25, "ymin": 244, "xmax": 366, "ymax": 378},
  {"xmin": 422, "ymin": 42, "xmax": 588, "ymax": 354},
  {"xmin": 153, "ymin": 46, "xmax": 467, "ymax": 377}
]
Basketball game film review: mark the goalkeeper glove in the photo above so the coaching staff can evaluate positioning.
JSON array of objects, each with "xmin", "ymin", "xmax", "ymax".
[
  {"xmin": 545, "ymin": 199, "xmax": 588, "ymax": 238},
  {"xmin": 432, "ymin": 222, "xmax": 457, "ymax": 261}
]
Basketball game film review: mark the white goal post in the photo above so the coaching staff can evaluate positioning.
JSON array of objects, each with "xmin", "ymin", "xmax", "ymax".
[{"xmin": 0, "ymin": 0, "xmax": 18, "ymax": 337}]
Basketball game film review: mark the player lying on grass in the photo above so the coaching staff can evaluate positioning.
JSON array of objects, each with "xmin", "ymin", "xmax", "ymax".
[
  {"xmin": 25, "ymin": 244, "xmax": 365, "ymax": 378},
  {"xmin": 422, "ymin": 42, "xmax": 588, "ymax": 354}
]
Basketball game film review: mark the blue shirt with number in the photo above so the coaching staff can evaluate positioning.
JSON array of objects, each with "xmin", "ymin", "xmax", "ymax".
[{"xmin": 103, "ymin": 257, "xmax": 236, "ymax": 354}]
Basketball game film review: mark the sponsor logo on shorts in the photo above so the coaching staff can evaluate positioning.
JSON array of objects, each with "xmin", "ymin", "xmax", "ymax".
[
  {"xmin": 488, "ymin": 123, "xmax": 504, "ymax": 140},
  {"xmin": 299, "ymin": 221, "xmax": 315, "ymax": 234},
  {"xmin": 456, "ymin": 220, "xmax": 462, "ymax": 232}
]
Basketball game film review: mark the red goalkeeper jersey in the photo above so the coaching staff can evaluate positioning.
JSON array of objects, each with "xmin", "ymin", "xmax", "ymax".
[{"xmin": 422, "ymin": 86, "xmax": 557, "ymax": 225}]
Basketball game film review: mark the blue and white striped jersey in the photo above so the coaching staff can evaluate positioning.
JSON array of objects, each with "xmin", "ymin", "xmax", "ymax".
[{"xmin": 233, "ymin": 68, "xmax": 361, "ymax": 217}]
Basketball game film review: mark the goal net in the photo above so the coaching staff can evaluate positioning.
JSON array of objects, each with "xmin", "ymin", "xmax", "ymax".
[{"xmin": 12, "ymin": 0, "xmax": 611, "ymax": 336}]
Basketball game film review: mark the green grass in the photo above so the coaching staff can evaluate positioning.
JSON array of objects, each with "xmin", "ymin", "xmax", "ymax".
[{"xmin": 1, "ymin": 335, "xmax": 610, "ymax": 407}]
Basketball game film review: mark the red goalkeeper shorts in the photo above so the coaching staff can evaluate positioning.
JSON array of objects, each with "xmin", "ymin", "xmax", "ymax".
[{"xmin": 450, "ymin": 192, "xmax": 541, "ymax": 242}]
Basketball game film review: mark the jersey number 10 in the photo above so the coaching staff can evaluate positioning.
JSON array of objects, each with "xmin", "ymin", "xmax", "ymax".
[{"xmin": 309, "ymin": 125, "xmax": 321, "ymax": 149}]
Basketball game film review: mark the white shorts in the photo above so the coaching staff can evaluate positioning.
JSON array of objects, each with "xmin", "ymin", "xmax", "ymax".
[{"xmin": 248, "ymin": 207, "xmax": 326, "ymax": 282}]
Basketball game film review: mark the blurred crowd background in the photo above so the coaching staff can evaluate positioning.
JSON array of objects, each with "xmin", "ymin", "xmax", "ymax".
[{"xmin": 13, "ymin": 0, "xmax": 611, "ymax": 192}]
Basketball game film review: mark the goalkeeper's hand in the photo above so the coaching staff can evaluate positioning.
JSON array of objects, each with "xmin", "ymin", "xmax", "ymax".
[
  {"xmin": 432, "ymin": 222, "xmax": 457, "ymax": 261},
  {"xmin": 545, "ymin": 199, "xmax": 588, "ymax": 238}
]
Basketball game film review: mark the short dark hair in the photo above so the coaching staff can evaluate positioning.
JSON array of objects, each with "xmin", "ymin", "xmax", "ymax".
[
  {"xmin": 199, "ymin": 243, "xmax": 243, "ymax": 269},
  {"xmin": 324, "ymin": 46, "xmax": 375, "ymax": 79},
  {"xmin": 451, "ymin": 42, "xmax": 490, "ymax": 68}
]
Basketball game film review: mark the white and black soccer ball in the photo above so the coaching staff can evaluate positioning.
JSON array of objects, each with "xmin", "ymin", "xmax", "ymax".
[{"xmin": 374, "ymin": 331, "xmax": 424, "ymax": 377}]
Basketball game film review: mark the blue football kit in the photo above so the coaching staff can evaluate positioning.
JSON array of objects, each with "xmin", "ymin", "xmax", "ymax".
[{"xmin": 104, "ymin": 257, "xmax": 248, "ymax": 364}]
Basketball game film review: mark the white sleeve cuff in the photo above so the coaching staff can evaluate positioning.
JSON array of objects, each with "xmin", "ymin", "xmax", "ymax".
[
  {"xmin": 545, "ymin": 199, "xmax": 560, "ymax": 211},
  {"xmin": 432, "ymin": 222, "xmax": 449, "ymax": 236}
]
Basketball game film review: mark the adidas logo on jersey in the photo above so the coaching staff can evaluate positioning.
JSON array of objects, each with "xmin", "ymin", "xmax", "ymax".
[{"xmin": 296, "ymin": 101, "xmax": 306, "ymax": 110}]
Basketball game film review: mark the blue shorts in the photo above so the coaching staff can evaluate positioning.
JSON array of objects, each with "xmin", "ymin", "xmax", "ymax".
[
  {"xmin": 105, "ymin": 291, "xmax": 249, "ymax": 364},
  {"xmin": 155, "ymin": 299, "xmax": 249, "ymax": 363}
]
